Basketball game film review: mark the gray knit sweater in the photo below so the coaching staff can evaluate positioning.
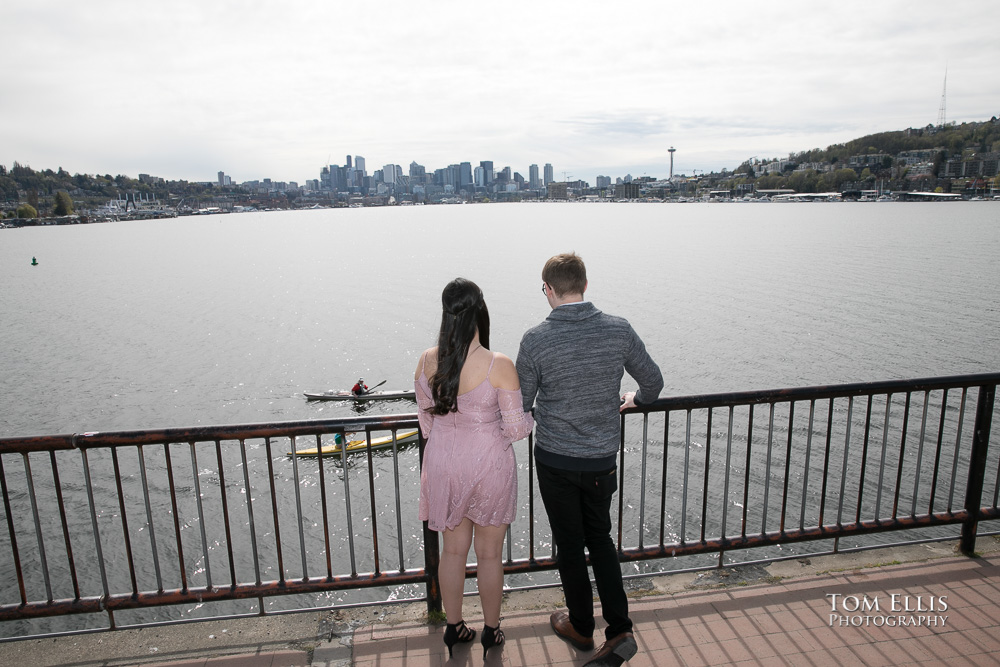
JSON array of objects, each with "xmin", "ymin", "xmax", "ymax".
[{"xmin": 516, "ymin": 302, "xmax": 664, "ymax": 471}]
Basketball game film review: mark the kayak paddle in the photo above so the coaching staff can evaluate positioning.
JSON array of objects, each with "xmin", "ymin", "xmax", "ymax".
[{"xmin": 363, "ymin": 379, "xmax": 387, "ymax": 395}]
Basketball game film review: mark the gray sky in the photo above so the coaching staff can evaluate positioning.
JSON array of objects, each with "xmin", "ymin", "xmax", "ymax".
[{"xmin": 3, "ymin": 1, "xmax": 998, "ymax": 186}]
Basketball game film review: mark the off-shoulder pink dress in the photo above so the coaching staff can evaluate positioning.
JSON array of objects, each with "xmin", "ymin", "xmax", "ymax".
[{"xmin": 416, "ymin": 352, "xmax": 535, "ymax": 532}]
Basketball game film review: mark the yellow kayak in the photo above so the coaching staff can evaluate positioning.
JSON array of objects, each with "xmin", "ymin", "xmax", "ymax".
[{"xmin": 289, "ymin": 429, "xmax": 419, "ymax": 456}]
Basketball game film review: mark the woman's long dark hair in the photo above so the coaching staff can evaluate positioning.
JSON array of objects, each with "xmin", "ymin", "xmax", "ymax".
[{"xmin": 429, "ymin": 278, "xmax": 490, "ymax": 415}]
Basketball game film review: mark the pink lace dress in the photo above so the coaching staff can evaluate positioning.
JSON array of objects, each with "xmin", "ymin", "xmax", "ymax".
[{"xmin": 416, "ymin": 353, "xmax": 535, "ymax": 532}]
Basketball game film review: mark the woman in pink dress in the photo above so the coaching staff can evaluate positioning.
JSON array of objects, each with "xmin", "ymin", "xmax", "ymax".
[{"xmin": 414, "ymin": 278, "xmax": 534, "ymax": 659}]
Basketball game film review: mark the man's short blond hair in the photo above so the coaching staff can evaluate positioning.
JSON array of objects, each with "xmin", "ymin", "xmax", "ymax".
[{"xmin": 542, "ymin": 252, "xmax": 587, "ymax": 297}]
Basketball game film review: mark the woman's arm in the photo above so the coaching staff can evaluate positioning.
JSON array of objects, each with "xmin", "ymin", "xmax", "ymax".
[
  {"xmin": 414, "ymin": 349, "xmax": 435, "ymax": 438},
  {"xmin": 489, "ymin": 353, "xmax": 520, "ymax": 391},
  {"xmin": 492, "ymin": 353, "xmax": 534, "ymax": 444}
]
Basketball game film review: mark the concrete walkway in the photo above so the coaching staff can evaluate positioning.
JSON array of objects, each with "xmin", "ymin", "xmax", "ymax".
[
  {"xmin": 3, "ymin": 542, "xmax": 998, "ymax": 666},
  {"xmin": 348, "ymin": 550, "xmax": 1000, "ymax": 666}
]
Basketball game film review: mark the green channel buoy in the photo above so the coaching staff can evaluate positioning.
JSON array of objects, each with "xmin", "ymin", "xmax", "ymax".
[{"xmin": 31, "ymin": 257, "xmax": 38, "ymax": 266}]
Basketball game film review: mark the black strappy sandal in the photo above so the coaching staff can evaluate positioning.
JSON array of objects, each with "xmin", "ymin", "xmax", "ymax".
[
  {"xmin": 443, "ymin": 619, "xmax": 476, "ymax": 657},
  {"xmin": 481, "ymin": 621, "xmax": 505, "ymax": 659}
]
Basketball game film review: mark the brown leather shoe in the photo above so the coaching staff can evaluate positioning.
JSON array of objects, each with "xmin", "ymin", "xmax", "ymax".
[
  {"xmin": 549, "ymin": 611, "xmax": 595, "ymax": 651},
  {"xmin": 583, "ymin": 632, "xmax": 637, "ymax": 666}
]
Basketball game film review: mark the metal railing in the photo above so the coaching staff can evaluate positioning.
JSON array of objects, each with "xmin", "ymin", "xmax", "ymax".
[
  {"xmin": 1, "ymin": 373, "xmax": 998, "ymax": 640},
  {"xmin": 0, "ymin": 414, "xmax": 429, "ymax": 637}
]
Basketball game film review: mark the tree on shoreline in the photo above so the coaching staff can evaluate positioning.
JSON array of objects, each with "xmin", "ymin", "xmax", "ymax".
[{"xmin": 53, "ymin": 191, "xmax": 73, "ymax": 216}]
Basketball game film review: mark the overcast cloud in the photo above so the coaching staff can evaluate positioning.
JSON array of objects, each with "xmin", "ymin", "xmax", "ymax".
[{"xmin": 2, "ymin": 1, "xmax": 997, "ymax": 185}]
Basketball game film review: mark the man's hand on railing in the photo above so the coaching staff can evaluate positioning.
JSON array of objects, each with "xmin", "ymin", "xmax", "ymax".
[{"xmin": 620, "ymin": 392, "xmax": 637, "ymax": 412}]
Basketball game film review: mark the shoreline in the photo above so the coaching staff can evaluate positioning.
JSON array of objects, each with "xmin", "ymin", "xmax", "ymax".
[{"xmin": 4, "ymin": 194, "xmax": 995, "ymax": 230}]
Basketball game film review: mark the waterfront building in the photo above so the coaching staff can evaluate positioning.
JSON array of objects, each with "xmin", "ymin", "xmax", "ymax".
[
  {"xmin": 548, "ymin": 182, "xmax": 568, "ymax": 199},
  {"xmin": 474, "ymin": 166, "xmax": 485, "ymax": 187},
  {"xmin": 615, "ymin": 182, "xmax": 640, "ymax": 199},
  {"xmin": 459, "ymin": 162, "xmax": 473, "ymax": 188},
  {"xmin": 529, "ymin": 164, "xmax": 539, "ymax": 189},
  {"xmin": 544, "ymin": 163, "xmax": 554, "ymax": 185}
]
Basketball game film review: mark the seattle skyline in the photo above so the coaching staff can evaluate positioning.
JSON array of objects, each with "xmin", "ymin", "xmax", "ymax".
[{"xmin": 2, "ymin": 1, "xmax": 998, "ymax": 187}]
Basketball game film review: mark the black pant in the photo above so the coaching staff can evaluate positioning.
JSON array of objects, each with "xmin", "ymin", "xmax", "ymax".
[{"xmin": 537, "ymin": 460, "xmax": 632, "ymax": 640}]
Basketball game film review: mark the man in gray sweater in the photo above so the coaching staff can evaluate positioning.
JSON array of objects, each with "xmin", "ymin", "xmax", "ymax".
[{"xmin": 517, "ymin": 252, "xmax": 663, "ymax": 667}]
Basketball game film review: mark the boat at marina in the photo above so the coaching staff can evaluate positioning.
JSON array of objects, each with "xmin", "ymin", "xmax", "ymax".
[
  {"xmin": 91, "ymin": 199, "xmax": 126, "ymax": 220},
  {"xmin": 304, "ymin": 389, "xmax": 416, "ymax": 401},
  {"xmin": 289, "ymin": 429, "xmax": 419, "ymax": 456}
]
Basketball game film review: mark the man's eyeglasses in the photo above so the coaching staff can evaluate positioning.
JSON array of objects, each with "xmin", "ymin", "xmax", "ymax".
[{"xmin": 541, "ymin": 283, "xmax": 547, "ymax": 295}]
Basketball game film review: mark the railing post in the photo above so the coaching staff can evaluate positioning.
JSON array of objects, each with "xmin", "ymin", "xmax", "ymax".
[
  {"xmin": 423, "ymin": 521, "xmax": 442, "ymax": 615},
  {"xmin": 418, "ymin": 432, "xmax": 443, "ymax": 615},
  {"xmin": 961, "ymin": 384, "xmax": 996, "ymax": 555}
]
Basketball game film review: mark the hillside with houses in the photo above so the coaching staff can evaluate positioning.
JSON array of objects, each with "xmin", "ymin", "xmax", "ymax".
[{"xmin": 720, "ymin": 117, "xmax": 1000, "ymax": 198}]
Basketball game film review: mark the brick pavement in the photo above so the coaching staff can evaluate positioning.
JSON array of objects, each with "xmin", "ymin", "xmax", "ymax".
[
  {"xmin": 27, "ymin": 548, "xmax": 1000, "ymax": 666},
  {"xmin": 349, "ymin": 552, "xmax": 1000, "ymax": 666}
]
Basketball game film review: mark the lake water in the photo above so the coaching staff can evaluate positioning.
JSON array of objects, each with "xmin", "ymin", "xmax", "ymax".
[
  {"xmin": 1, "ymin": 201, "xmax": 999, "ymax": 635},
  {"xmin": 3, "ymin": 201, "xmax": 999, "ymax": 437}
]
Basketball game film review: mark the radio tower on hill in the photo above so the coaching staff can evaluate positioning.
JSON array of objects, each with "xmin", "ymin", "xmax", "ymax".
[{"xmin": 937, "ymin": 69, "xmax": 947, "ymax": 128}]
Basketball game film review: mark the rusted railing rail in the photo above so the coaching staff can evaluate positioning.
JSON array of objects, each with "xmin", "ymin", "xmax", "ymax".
[
  {"xmin": 614, "ymin": 373, "xmax": 1000, "ymax": 565},
  {"xmin": 1, "ymin": 373, "xmax": 998, "ymax": 640},
  {"xmin": 0, "ymin": 414, "xmax": 428, "ymax": 636}
]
